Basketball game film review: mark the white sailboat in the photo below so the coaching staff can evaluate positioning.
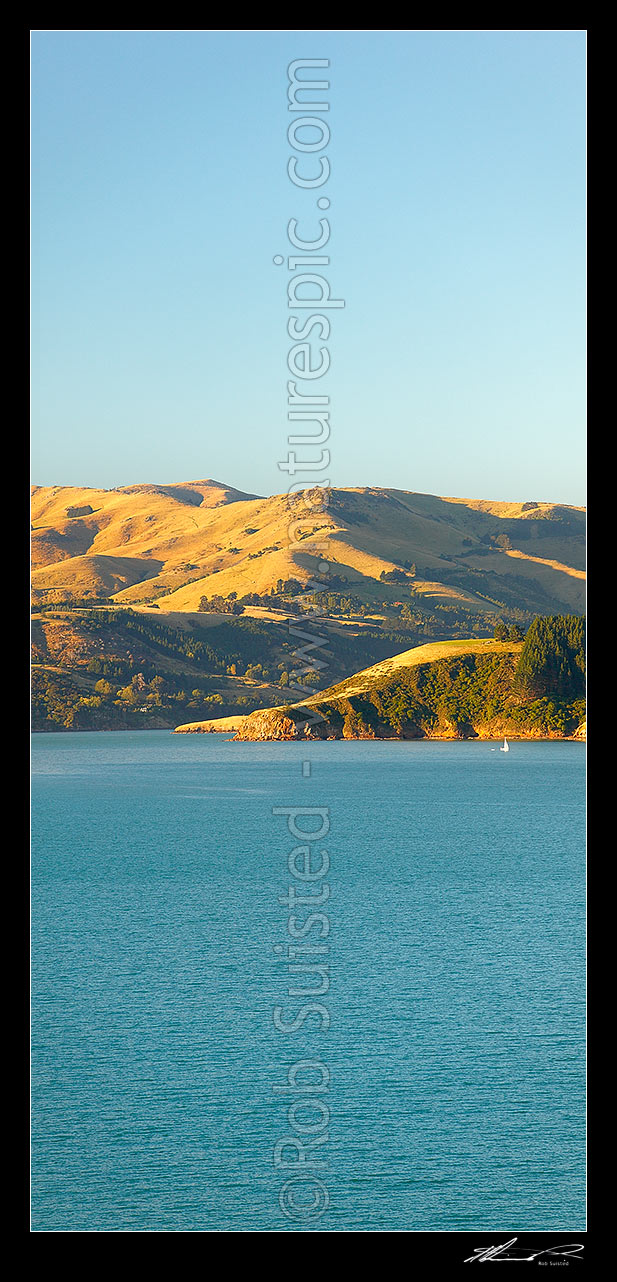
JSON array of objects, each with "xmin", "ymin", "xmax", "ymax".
[{"xmin": 500, "ymin": 736, "xmax": 509, "ymax": 752}]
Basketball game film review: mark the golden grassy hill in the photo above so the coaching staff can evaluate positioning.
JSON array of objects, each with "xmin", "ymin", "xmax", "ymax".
[{"xmin": 31, "ymin": 480, "xmax": 585, "ymax": 617}]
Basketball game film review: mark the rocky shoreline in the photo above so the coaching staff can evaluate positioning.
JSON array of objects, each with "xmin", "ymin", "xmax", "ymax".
[{"xmin": 174, "ymin": 710, "xmax": 586, "ymax": 742}]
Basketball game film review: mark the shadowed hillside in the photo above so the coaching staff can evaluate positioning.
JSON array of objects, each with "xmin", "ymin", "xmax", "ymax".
[
  {"xmin": 31, "ymin": 604, "xmax": 441, "ymax": 732},
  {"xmin": 31, "ymin": 481, "xmax": 586, "ymax": 625}
]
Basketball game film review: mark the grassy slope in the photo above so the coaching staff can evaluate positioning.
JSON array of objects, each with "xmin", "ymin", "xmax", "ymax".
[{"xmin": 31, "ymin": 481, "xmax": 586, "ymax": 617}]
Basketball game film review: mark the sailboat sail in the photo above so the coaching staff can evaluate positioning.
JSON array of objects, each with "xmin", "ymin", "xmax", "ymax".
[{"xmin": 500, "ymin": 736, "xmax": 509, "ymax": 752}]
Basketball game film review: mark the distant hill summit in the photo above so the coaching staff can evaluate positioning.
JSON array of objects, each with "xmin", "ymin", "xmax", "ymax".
[
  {"xmin": 112, "ymin": 479, "xmax": 262, "ymax": 507},
  {"xmin": 31, "ymin": 480, "xmax": 585, "ymax": 621}
]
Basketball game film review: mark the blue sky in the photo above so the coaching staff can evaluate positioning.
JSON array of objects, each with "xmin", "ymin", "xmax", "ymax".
[{"xmin": 31, "ymin": 30, "xmax": 586, "ymax": 504}]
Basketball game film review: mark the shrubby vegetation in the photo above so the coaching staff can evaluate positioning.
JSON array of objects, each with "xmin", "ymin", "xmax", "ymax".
[
  {"xmin": 32, "ymin": 606, "xmax": 464, "ymax": 731},
  {"xmin": 283, "ymin": 616, "xmax": 585, "ymax": 740},
  {"xmin": 379, "ymin": 568, "xmax": 410, "ymax": 584},
  {"xmin": 31, "ymin": 609, "xmax": 297, "ymax": 730},
  {"xmin": 298, "ymin": 652, "xmax": 520, "ymax": 738},
  {"xmin": 494, "ymin": 620, "xmax": 525, "ymax": 642},
  {"xmin": 31, "ymin": 665, "xmax": 236, "ymax": 731}
]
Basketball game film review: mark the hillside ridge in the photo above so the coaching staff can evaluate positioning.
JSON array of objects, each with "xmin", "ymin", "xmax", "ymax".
[{"xmin": 31, "ymin": 480, "xmax": 586, "ymax": 621}]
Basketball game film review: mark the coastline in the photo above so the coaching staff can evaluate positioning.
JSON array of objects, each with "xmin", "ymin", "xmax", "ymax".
[
  {"xmin": 30, "ymin": 720, "xmax": 586, "ymax": 742},
  {"xmin": 173, "ymin": 713, "xmax": 586, "ymax": 743}
]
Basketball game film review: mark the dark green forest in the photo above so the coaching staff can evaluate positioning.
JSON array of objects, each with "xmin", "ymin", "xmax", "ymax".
[{"xmin": 515, "ymin": 614, "xmax": 586, "ymax": 700}]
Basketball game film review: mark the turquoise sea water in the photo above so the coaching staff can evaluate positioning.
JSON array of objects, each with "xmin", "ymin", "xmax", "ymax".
[{"xmin": 31, "ymin": 731, "xmax": 585, "ymax": 1232}]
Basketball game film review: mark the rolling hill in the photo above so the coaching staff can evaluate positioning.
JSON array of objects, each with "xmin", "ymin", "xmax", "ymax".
[{"xmin": 31, "ymin": 479, "xmax": 585, "ymax": 619}]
